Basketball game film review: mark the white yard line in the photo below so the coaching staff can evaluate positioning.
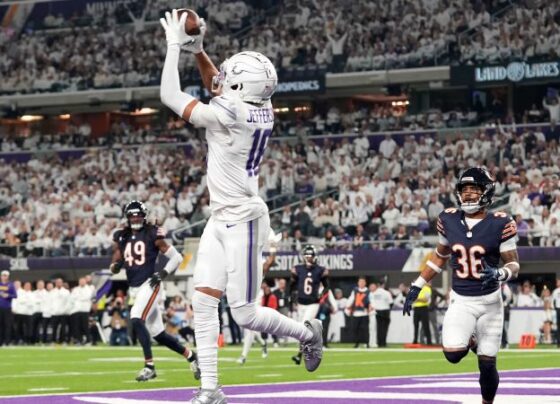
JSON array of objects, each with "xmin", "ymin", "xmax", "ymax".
[{"xmin": 27, "ymin": 387, "xmax": 68, "ymax": 392}]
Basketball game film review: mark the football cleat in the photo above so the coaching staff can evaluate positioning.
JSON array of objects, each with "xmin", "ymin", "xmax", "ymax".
[
  {"xmin": 136, "ymin": 366, "xmax": 157, "ymax": 382},
  {"xmin": 236, "ymin": 356, "xmax": 246, "ymax": 365},
  {"xmin": 291, "ymin": 354, "xmax": 301, "ymax": 365},
  {"xmin": 301, "ymin": 319, "xmax": 323, "ymax": 372},
  {"xmin": 189, "ymin": 353, "xmax": 201, "ymax": 380},
  {"xmin": 261, "ymin": 343, "xmax": 268, "ymax": 358},
  {"xmin": 191, "ymin": 386, "xmax": 227, "ymax": 404}
]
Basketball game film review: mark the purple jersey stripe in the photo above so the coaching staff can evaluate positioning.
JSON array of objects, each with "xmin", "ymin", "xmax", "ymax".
[{"xmin": 247, "ymin": 220, "xmax": 254, "ymax": 302}]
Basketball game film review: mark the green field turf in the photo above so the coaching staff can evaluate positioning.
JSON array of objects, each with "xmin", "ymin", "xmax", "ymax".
[{"xmin": 0, "ymin": 344, "xmax": 559, "ymax": 397}]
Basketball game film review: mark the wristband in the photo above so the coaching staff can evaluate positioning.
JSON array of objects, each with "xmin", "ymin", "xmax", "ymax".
[{"xmin": 412, "ymin": 276, "xmax": 428, "ymax": 289}]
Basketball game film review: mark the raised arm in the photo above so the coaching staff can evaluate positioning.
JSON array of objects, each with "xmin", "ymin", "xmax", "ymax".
[{"xmin": 195, "ymin": 51, "xmax": 219, "ymax": 95}]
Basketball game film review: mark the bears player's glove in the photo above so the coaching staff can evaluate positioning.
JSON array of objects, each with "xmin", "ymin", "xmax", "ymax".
[
  {"xmin": 402, "ymin": 285, "xmax": 421, "ymax": 316},
  {"xmin": 480, "ymin": 259, "xmax": 505, "ymax": 290},
  {"xmin": 110, "ymin": 260, "xmax": 124, "ymax": 274},
  {"xmin": 149, "ymin": 270, "xmax": 168, "ymax": 288}
]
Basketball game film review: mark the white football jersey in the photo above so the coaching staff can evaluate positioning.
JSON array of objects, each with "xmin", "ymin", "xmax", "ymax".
[{"xmin": 189, "ymin": 95, "xmax": 274, "ymax": 223}]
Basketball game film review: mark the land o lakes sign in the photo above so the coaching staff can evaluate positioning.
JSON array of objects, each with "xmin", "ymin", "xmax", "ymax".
[{"xmin": 451, "ymin": 61, "xmax": 560, "ymax": 85}]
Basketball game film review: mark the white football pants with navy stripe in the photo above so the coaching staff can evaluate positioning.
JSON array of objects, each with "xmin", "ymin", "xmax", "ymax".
[
  {"xmin": 442, "ymin": 288, "xmax": 503, "ymax": 357},
  {"xmin": 194, "ymin": 214, "xmax": 269, "ymax": 307},
  {"xmin": 129, "ymin": 280, "xmax": 164, "ymax": 336}
]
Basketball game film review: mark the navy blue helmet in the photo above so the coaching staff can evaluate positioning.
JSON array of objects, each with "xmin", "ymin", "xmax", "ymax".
[
  {"xmin": 454, "ymin": 167, "xmax": 495, "ymax": 214},
  {"xmin": 123, "ymin": 200, "xmax": 148, "ymax": 230}
]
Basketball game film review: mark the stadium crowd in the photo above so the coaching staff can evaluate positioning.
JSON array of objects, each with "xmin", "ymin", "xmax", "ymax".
[
  {"xmin": 1, "ymin": 0, "xmax": 558, "ymax": 94},
  {"xmin": 1, "ymin": 270, "xmax": 558, "ymax": 347},
  {"xmin": 1, "ymin": 121, "xmax": 560, "ymax": 257}
]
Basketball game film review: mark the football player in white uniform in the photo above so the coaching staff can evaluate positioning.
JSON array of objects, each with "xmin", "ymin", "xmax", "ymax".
[{"xmin": 159, "ymin": 10, "xmax": 323, "ymax": 404}]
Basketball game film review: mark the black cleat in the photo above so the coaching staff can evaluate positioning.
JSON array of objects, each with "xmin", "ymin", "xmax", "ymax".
[{"xmin": 291, "ymin": 354, "xmax": 301, "ymax": 365}]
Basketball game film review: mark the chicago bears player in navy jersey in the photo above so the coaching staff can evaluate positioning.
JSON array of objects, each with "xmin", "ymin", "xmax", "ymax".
[
  {"xmin": 403, "ymin": 167, "xmax": 520, "ymax": 404},
  {"xmin": 110, "ymin": 201, "xmax": 200, "ymax": 382},
  {"xmin": 290, "ymin": 245, "xmax": 330, "ymax": 365}
]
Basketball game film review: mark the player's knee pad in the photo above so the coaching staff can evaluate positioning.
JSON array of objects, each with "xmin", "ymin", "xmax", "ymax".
[
  {"xmin": 230, "ymin": 303, "xmax": 257, "ymax": 329},
  {"xmin": 478, "ymin": 357, "xmax": 499, "ymax": 401},
  {"xmin": 443, "ymin": 349, "xmax": 469, "ymax": 364}
]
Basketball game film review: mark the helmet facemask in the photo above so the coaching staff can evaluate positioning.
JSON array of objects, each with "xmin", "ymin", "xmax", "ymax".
[
  {"xmin": 302, "ymin": 245, "xmax": 317, "ymax": 266},
  {"xmin": 128, "ymin": 213, "xmax": 145, "ymax": 230},
  {"xmin": 454, "ymin": 167, "xmax": 495, "ymax": 214},
  {"xmin": 456, "ymin": 183, "xmax": 485, "ymax": 214},
  {"xmin": 124, "ymin": 200, "xmax": 148, "ymax": 230}
]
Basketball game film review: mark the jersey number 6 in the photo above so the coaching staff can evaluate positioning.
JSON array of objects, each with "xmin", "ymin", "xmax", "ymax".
[
  {"xmin": 304, "ymin": 277, "xmax": 313, "ymax": 295},
  {"xmin": 452, "ymin": 244, "xmax": 486, "ymax": 279}
]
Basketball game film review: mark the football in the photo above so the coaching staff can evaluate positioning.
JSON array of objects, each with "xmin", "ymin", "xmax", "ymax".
[{"xmin": 177, "ymin": 8, "xmax": 201, "ymax": 35}]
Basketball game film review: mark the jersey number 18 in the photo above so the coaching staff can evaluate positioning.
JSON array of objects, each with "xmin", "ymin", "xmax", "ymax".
[{"xmin": 246, "ymin": 129, "xmax": 272, "ymax": 177}]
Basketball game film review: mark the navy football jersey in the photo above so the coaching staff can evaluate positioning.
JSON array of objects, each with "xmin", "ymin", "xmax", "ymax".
[
  {"xmin": 293, "ymin": 264, "xmax": 326, "ymax": 305},
  {"xmin": 437, "ymin": 208, "xmax": 517, "ymax": 297},
  {"xmin": 113, "ymin": 225, "xmax": 165, "ymax": 287}
]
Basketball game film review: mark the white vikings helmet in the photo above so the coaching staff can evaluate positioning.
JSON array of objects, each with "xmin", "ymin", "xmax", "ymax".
[{"xmin": 212, "ymin": 51, "xmax": 277, "ymax": 104}]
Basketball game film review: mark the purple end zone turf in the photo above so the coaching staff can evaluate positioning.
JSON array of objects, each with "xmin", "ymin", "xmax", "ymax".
[{"xmin": 1, "ymin": 368, "xmax": 558, "ymax": 403}]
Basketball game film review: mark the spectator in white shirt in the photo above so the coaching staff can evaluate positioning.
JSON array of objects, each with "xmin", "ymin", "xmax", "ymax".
[
  {"xmin": 543, "ymin": 93, "xmax": 560, "ymax": 123},
  {"xmin": 369, "ymin": 282, "xmax": 393, "ymax": 348},
  {"xmin": 516, "ymin": 281, "xmax": 543, "ymax": 307},
  {"xmin": 379, "ymin": 134, "xmax": 398, "ymax": 159},
  {"xmin": 31, "ymin": 280, "xmax": 48, "ymax": 344},
  {"xmin": 70, "ymin": 277, "xmax": 94, "ymax": 344},
  {"xmin": 382, "ymin": 201, "xmax": 400, "ymax": 231},
  {"xmin": 50, "ymin": 278, "xmax": 71, "ymax": 343}
]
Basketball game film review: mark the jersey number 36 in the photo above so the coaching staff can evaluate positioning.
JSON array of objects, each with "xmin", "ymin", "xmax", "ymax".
[{"xmin": 452, "ymin": 244, "xmax": 486, "ymax": 279}]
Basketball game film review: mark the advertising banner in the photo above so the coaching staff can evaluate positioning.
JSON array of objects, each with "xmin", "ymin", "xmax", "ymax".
[{"xmin": 451, "ymin": 61, "xmax": 560, "ymax": 86}]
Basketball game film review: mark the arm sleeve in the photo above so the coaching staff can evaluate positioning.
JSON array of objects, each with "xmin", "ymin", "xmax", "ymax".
[
  {"xmin": 160, "ymin": 44, "xmax": 196, "ymax": 118},
  {"xmin": 162, "ymin": 245, "xmax": 183, "ymax": 275}
]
